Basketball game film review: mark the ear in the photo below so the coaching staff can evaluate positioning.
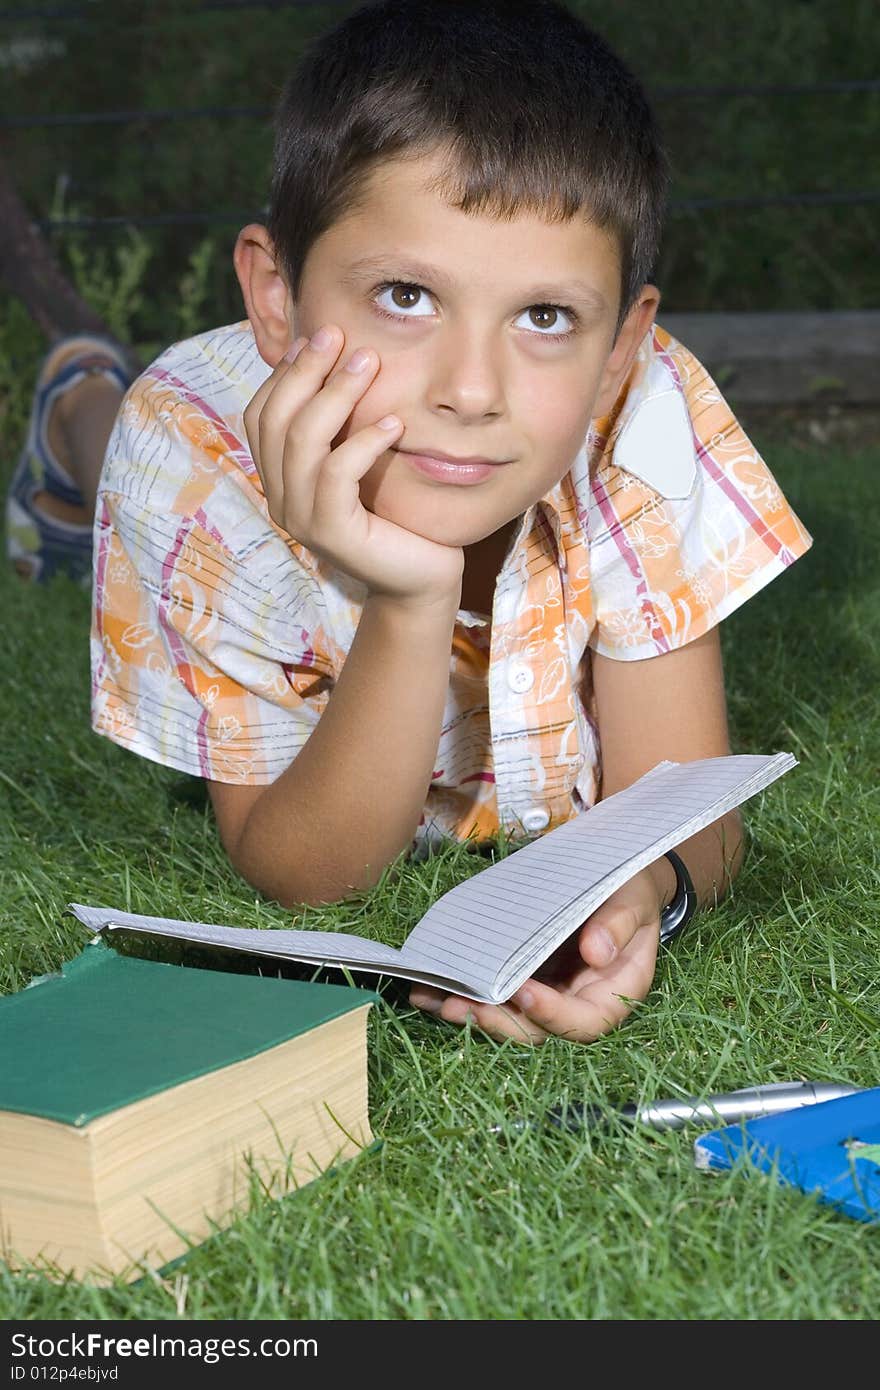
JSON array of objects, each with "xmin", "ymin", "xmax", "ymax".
[
  {"xmin": 591, "ymin": 284, "xmax": 661, "ymax": 419},
  {"xmin": 233, "ymin": 223, "xmax": 295, "ymax": 368}
]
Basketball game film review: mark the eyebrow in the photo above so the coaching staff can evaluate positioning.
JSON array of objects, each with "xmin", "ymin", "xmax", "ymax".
[{"xmin": 339, "ymin": 254, "xmax": 609, "ymax": 312}]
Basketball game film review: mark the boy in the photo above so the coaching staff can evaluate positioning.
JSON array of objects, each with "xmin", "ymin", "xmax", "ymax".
[{"xmin": 89, "ymin": 0, "xmax": 811, "ymax": 1044}]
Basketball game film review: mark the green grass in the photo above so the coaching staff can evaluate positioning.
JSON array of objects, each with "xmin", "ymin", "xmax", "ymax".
[{"xmin": 1, "ymin": 430, "xmax": 878, "ymax": 1319}]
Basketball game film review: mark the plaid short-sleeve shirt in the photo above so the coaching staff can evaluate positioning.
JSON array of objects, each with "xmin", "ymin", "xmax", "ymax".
[{"xmin": 91, "ymin": 320, "xmax": 811, "ymax": 853}]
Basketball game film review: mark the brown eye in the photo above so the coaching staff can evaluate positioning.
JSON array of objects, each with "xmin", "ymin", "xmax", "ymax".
[
  {"xmin": 516, "ymin": 303, "xmax": 576, "ymax": 339},
  {"xmin": 374, "ymin": 283, "xmax": 434, "ymax": 319},
  {"xmin": 390, "ymin": 286, "xmax": 421, "ymax": 309},
  {"xmin": 529, "ymin": 307, "xmax": 559, "ymax": 330}
]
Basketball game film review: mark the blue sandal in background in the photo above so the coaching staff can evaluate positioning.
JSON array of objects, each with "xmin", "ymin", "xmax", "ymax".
[{"xmin": 5, "ymin": 335, "xmax": 135, "ymax": 585}]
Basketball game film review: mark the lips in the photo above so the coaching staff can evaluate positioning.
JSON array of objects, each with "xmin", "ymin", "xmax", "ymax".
[
  {"xmin": 394, "ymin": 448, "xmax": 506, "ymax": 487},
  {"xmin": 396, "ymin": 448, "xmax": 506, "ymax": 466}
]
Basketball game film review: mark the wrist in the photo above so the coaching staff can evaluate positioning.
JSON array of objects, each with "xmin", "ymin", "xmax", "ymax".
[
  {"xmin": 365, "ymin": 587, "xmax": 462, "ymax": 624},
  {"xmin": 646, "ymin": 854, "xmax": 678, "ymax": 915}
]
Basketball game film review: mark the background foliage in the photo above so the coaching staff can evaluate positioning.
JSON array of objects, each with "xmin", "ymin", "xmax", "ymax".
[{"xmin": 1, "ymin": 0, "xmax": 878, "ymax": 363}]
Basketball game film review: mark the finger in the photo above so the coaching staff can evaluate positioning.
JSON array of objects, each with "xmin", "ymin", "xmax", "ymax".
[
  {"xmin": 511, "ymin": 977, "xmax": 622, "ymax": 1041},
  {"xmin": 410, "ymin": 986, "xmax": 548, "ymax": 1044},
  {"xmin": 250, "ymin": 325, "xmax": 348, "ymax": 516},
  {"xmin": 284, "ymin": 336, "xmax": 310, "ymax": 365},
  {"xmin": 279, "ymin": 343, "xmax": 398, "ymax": 527},
  {"xmin": 242, "ymin": 336, "xmax": 308, "ymax": 481},
  {"xmin": 514, "ymin": 921, "xmax": 660, "ymax": 1042},
  {"xmin": 579, "ymin": 900, "xmax": 651, "ymax": 971},
  {"xmin": 410, "ymin": 985, "xmax": 448, "ymax": 1012},
  {"xmin": 578, "ymin": 919, "xmax": 660, "ymax": 1009},
  {"xmin": 439, "ymin": 993, "xmax": 550, "ymax": 1045},
  {"xmin": 303, "ymin": 412, "xmax": 404, "ymax": 540}
]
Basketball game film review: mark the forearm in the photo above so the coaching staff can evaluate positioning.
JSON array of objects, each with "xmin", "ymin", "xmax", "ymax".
[
  {"xmin": 645, "ymin": 809, "xmax": 746, "ymax": 915},
  {"xmin": 232, "ymin": 590, "xmax": 461, "ymax": 906}
]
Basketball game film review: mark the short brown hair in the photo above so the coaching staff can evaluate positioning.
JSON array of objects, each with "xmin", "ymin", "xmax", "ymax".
[{"xmin": 266, "ymin": 0, "xmax": 668, "ymax": 327}]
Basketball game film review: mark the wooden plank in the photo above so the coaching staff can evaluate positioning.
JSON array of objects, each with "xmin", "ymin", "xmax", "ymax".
[{"xmin": 659, "ymin": 311, "xmax": 879, "ymax": 406}]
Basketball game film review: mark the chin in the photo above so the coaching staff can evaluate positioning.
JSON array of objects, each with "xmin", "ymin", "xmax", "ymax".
[
  {"xmin": 367, "ymin": 497, "xmax": 489, "ymax": 550},
  {"xmin": 395, "ymin": 517, "xmax": 477, "ymax": 549}
]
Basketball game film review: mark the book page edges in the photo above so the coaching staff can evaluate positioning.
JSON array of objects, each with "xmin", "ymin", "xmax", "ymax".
[
  {"xmin": 489, "ymin": 751, "xmax": 798, "ymax": 1002},
  {"xmin": 67, "ymin": 753, "xmax": 797, "ymax": 1008},
  {"xmin": 68, "ymin": 913, "xmax": 480, "ymax": 998},
  {"xmin": 384, "ymin": 753, "xmax": 796, "ymax": 1002},
  {"xmin": 68, "ymin": 905, "xmax": 405, "ymax": 970},
  {"xmin": 0, "ymin": 1006, "xmax": 372, "ymax": 1284},
  {"xmin": 77, "ymin": 921, "xmax": 487, "ymax": 1002}
]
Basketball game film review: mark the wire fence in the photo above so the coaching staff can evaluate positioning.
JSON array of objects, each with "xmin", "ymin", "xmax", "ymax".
[
  {"xmin": 28, "ymin": 189, "xmax": 880, "ymax": 236},
  {"xmin": 3, "ymin": 79, "xmax": 879, "ymax": 128},
  {"xmin": 2, "ymin": 3, "xmax": 878, "ymax": 230},
  {"xmin": 0, "ymin": 0, "xmax": 333, "ymax": 18}
]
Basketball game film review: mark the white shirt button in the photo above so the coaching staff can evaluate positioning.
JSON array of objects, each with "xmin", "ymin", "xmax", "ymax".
[
  {"xmin": 522, "ymin": 807, "xmax": 550, "ymax": 832},
  {"xmin": 507, "ymin": 661, "xmax": 534, "ymax": 694}
]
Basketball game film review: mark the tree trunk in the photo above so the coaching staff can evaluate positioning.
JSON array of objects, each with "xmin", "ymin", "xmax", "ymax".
[{"xmin": 0, "ymin": 154, "xmax": 141, "ymax": 377}]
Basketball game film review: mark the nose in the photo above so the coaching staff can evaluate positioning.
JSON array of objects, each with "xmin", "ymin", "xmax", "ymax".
[{"xmin": 427, "ymin": 324, "xmax": 505, "ymax": 421}]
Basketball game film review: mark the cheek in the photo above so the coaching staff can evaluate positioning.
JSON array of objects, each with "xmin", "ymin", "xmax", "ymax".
[
  {"xmin": 327, "ymin": 354, "xmax": 410, "ymax": 443},
  {"xmin": 521, "ymin": 373, "xmax": 598, "ymax": 455}
]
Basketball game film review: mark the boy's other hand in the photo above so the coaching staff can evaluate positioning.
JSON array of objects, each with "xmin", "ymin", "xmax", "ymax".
[
  {"xmin": 243, "ymin": 325, "xmax": 465, "ymax": 607},
  {"xmin": 409, "ymin": 866, "xmax": 662, "ymax": 1045}
]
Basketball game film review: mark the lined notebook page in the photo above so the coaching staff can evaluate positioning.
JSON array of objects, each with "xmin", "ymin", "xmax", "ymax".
[
  {"xmin": 69, "ymin": 904, "xmax": 497, "ymax": 998},
  {"xmin": 399, "ymin": 753, "xmax": 796, "ymax": 1002},
  {"xmin": 70, "ymin": 753, "xmax": 795, "ymax": 1005},
  {"xmin": 69, "ymin": 906, "xmax": 406, "ymax": 969}
]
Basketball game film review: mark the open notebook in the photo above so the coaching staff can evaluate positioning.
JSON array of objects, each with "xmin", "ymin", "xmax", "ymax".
[{"xmin": 70, "ymin": 753, "xmax": 795, "ymax": 1005}]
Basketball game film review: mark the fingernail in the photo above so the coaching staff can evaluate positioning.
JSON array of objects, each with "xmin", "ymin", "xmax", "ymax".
[
  {"xmin": 590, "ymin": 928, "xmax": 617, "ymax": 966},
  {"xmin": 309, "ymin": 326, "xmax": 333, "ymax": 351},
  {"xmin": 515, "ymin": 988, "xmax": 534, "ymax": 1010},
  {"xmin": 345, "ymin": 348, "xmax": 371, "ymax": 374},
  {"xmin": 284, "ymin": 337, "xmax": 308, "ymax": 363},
  {"xmin": 377, "ymin": 415, "xmax": 401, "ymax": 430}
]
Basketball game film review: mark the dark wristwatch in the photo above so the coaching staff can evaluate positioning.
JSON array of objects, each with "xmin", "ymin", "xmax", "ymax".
[{"xmin": 659, "ymin": 849, "xmax": 698, "ymax": 945}]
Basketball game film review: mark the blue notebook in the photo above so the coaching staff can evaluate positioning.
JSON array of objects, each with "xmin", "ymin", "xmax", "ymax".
[{"xmin": 694, "ymin": 1087, "xmax": 880, "ymax": 1223}]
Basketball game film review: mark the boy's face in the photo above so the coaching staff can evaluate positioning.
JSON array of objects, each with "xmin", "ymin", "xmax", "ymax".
[{"xmin": 280, "ymin": 150, "xmax": 650, "ymax": 549}]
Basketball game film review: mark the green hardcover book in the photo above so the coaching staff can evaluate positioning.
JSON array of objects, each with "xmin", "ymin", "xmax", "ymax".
[{"xmin": 0, "ymin": 939, "xmax": 376, "ymax": 1286}]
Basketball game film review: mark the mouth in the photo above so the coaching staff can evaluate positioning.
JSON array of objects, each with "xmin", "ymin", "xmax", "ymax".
[
  {"xmin": 393, "ymin": 447, "xmax": 511, "ymax": 486},
  {"xmin": 395, "ymin": 447, "xmax": 509, "ymax": 466}
]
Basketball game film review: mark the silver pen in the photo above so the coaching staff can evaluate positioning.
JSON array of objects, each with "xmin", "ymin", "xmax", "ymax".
[{"xmin": 493, "ymin": 1081, "xmax": 863, "ymax": 1135}]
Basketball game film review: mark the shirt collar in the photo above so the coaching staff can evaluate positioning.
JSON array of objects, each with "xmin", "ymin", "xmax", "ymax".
[{"xmin": 503, "ymin": 422, "xmax": 596, "ymax": 571}]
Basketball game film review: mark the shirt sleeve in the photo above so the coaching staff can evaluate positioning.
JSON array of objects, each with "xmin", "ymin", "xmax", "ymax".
[
  {"xmin": 90, "ymin": 374, "xmax": 342, "ymax": 785},
  {"xmin": 586, "ymin": 325, "xmax": 813, "ymax": 661}
]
